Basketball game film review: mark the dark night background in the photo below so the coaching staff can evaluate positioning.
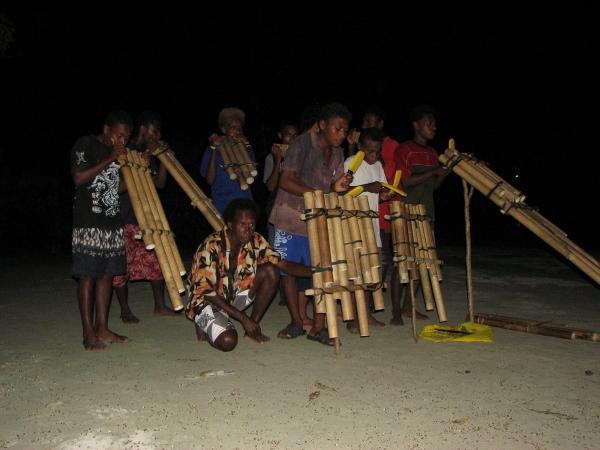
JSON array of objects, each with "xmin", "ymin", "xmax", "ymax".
[{"xmin": 1, "ymin": 9, "xmax": 597, "ymax": 260}]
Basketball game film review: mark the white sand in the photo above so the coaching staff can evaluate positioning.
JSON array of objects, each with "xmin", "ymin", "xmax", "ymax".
[{"xmin": 1, "ymin": 247, "xmax": 599, "ymax": 449}]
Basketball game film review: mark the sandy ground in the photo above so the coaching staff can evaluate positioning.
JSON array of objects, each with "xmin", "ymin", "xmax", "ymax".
[{"xmin": 1, "ymin": 247, "xmax": 599, "ymax": 449}]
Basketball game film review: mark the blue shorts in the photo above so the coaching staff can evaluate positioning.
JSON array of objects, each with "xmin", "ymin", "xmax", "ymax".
[{"xmin": 273, "ymin": 228, "xmax": 311, "ymax": 276}]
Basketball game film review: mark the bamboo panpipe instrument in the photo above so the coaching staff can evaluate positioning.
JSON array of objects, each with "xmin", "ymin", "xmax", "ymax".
[
  {"xmin": 152, "ymin": 144, "xmax": 224, "ymax": 231},
  {"xmin": 273, "ymin": 143, "xmax": 288, "ymax": 157},
  {"xmin": 216, "ymin": 138, "xmax": 238, "ymax": 181},
  {"xmin": 387, "ymin": 201, "xmax": 409, "ymax": 283},
  {"xmin": 473, "ymin": 313, "xmax": 600, "ymax": 342},
  {"xmin": 132, "ymin": 152, "xmax": 186, "ymax": 280},
  {"xmin": 343, "ymin": 196, "xmax": 371, "ymax": 284},
  {"xmin": 118, "ymin": 154, "xmax": 155, "ymax": 251},
  {"xmin": 218, "ymin": 137, "xmax": 257, "ymax": 190},
  {"xmin": 440, "ymin": 142, "xmax": 600, "ymax": 284},
  {"xmin": 406, "ymin": 204, "xmax": 434, "ymax": 311},
  {"xmin": 121, "ymin": 150, "xmax": 184, "ymax": 311}
]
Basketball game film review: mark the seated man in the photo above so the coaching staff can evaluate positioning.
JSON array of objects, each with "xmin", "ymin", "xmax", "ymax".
[{"xmin": 185, "ymin": 198, "xmax": 310, "ymax": 352}]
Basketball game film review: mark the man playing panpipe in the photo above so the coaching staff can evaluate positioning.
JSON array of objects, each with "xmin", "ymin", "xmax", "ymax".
[
  {"xmin": 185, "ymin": 199, "xmax": 310, "ymax": 352},
  {"xmin": 200, "ymin": 107, "xmax": 255, "ymax": 214},
  {"xmin": 70, "ymin": 111, "xmax": 132, "ymax": 350},
  {"xmin": 392, "ymin": 104, "xmax": 448, "ymax": 322},
  {"xmin": 269, "ymin": 102, "xmax": 353, "ymax": 346},
  {"xmin": 112, "ymin": 111, "xmax": 179, "ymax": 322}
]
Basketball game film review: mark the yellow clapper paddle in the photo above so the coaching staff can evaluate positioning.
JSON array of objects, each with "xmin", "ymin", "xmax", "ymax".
[
  {"xmin": 382, "ymin": 182, "xmax": 407, "ymax": 197},
  {"xmin": 346, "ymin": 185, "xmax": 364, "ymax": 197},
  {"xmin": 347, "ymin": 150, "xmax": 364, "ymax": 175}
]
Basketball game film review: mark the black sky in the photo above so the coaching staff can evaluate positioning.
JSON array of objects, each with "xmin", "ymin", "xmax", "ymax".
[{"xmin": 1, "ymin": 9, "xmax": 597, "ymax": 255}]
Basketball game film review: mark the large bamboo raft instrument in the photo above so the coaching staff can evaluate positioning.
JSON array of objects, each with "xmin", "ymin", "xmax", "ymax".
[
  {"xmin": 387, "ymin": 201, "xmax": 447, "ymax": 340},
  {"xmin": 215, "ymin": 137, "xmax": 257, "ymax": 191},
  {"xmin": 119, "ymin": 149, "xmax": 186, "ymax": 311},
  {"xmin": 302, "ymin": 191, "xmax": 385, "ymax": 347},
  {"xmin": 152, "ymin": 142, "xmax": 224, "ymax": 231},
  {"xmin": 440, "ymin": 140, "xmax": 600, "ymax": 284}
]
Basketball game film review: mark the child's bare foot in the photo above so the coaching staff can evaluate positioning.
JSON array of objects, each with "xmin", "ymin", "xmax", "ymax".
[
  {"xmin": 153, "ymin": 306, "xmax": 180, "ymax": 317},
  {"xmin": 96, "ymin": 329, "xmax": 129, "ymax": 344},
  {"xmin": 120, "ymin": 311, "xmax": 140, "ymax": 323},
  {"xmin": 83, "ymin": 336, "xmax": 107, "ymax": 351},
  {"xmin": 389, "ymin": 316, "xmax": 404, "ymax": 325}
]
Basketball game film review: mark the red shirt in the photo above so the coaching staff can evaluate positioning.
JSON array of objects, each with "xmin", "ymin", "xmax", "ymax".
[
  {"xmin": 395, "ymin": 140, "xmax": 440, "ymax": 179},
  {"xmin": 378, "ymin": 136, "xmax": 400, "ymax": 232}
]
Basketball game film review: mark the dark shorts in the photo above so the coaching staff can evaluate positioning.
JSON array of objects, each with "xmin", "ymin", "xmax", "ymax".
[{"xmin": 72, "ymin": 227, "xmax": 126, "ymax": 278}]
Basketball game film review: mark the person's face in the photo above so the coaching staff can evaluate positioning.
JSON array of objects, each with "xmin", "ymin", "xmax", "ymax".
[
  {"xmin": 361, "ymin": 113, "xmax": 383, "ymax": 130},
  {"xmin": 228, "ymin": 209, "xmax": 256, "ymax": 245},
  {"xmin": 278, "ymin": 125, "xmax": 298, "ymax": 144},
  {"xmin": 414, "ymin": 114, "xmax": 437, "ymax": 141},
  {"xmin": 361, "ymin": 138, "xmax": 382, "ymax": 164},
  {"xmin": 226, "ymin": 119, "xmax": 244, "ymax": 139},
  {"xmin": 104, "ymin": 123, "xmax": 131, "ymax": 146},
  {"xmin": 140, "ymin": 123, "xmax": 162, "ymax": 146},
  {"xmin": 319, "ymin": 117, "xmax": 349, "ymax": 148}
]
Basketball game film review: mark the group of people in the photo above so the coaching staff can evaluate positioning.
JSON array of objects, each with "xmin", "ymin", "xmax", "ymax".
[{"xmin": 70, "ymin": 102, "xmax": 447, "ymax": 352}]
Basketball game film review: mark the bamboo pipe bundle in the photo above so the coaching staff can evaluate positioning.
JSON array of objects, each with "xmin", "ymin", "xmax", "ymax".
[
  {"xmin": 473, "ymin": 313, "xmax": 600, "ymax": 342},
  {"xmin": 440, "ymin": 148, "xmax": 600, "ymax": 284},
  {"xmin": 325, "ymin": 194, "xmax": 353, "ymax": 320},
  {"xmin": 152, "ymin": 146, "xmax": 224, "ymax": 231},
  {"xmin": 216, "ymin": 139, "xmax": 238, "ymax": 181},
  {"xmin": 402, "ymin": 202, "xmax": 420, "ymax": 282},
  {"xmin": 413, "ymin": 205, "xmax": 447, "ymax": 322},
  {"xmin": 342, "ymin": 195, "xmax": 368, "ymax": 283},
  {"xmin": 417, "ymin": 204, "xmax": 442, "ymax": 281},
  {"xmin": 225, "ymin": 139, "xmax": 253, "ymax": 186},
  {"xmin": 230, "ymin": 138, "xmax": 258, "ymax": 177},
  {"xmin": 406, "ymin": 204, "xmax": 434, "ymax": 311},
  {"xmin": 314, "ymin": 191, "xmax": 339, "ymax": 340},
  {"xmin": 388, "ymin": 201, "xmax": 409, "ymax": 283},
  {"xmin": 302, "ymin": 192, "xmax": 326, "ymax": 315},
  {"xmin": 352, "ymin": 197, "xmax": 375, "ymax": 285},
  {"xmin": 118, "ymin": 153, "xmax": 155, "ymax": 251},
  {"xmin": 133, "ymin": 152, "xmax": 187, "ymax": 279},
  {"xmin": 124, "ymin": 151, "xmax": 184, "ymax": 311}
]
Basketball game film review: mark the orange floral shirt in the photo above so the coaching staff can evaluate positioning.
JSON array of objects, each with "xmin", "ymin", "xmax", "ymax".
[{"xmin": 185, "ymin": 229, "xmax": 280, "ymax": 317}]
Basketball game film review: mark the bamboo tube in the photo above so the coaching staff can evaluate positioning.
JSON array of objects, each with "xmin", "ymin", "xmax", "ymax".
[
  {"xmin": 353, "ymin": 197, "xmax": 374, "ymax": 284},
  {"xmin": 119, "ymin": 154, "xmax": 155, "ymax": 250},
  {"xmin": 134, "ymin": 152, "xmax": 186, "ymax": 278},
  {"xmin": 407, "ymin": 205, "xmax": 434, "ymax": 311},
  {"xmin": 354, "ymin": 288, "xmax": 369, "ymax": 337},
  {"xmin": 357, "ymin": 195, "xmax": 381, "ymax": 283},
  {"xmin": 342, "ymin": 195, "xmax": 367, "ymax": 283},
  {"xmin": 389, "ymin": 201, "xmax": 409, "ymax": 283},
  {"xmin": 372, "ymin": 288, "xmax": 385, "ymax": 312},
  {"xmin": 410, "ymin": 279, "xmax": 418, "ymax": 342},
  {"xmin": 326, "ymin": 194, "xmax": 353, "ymax": 320},
  {"xmin": 340, "ymin": 203, "xmax": 358, "ymax": 281},
  {"xmin": 303, "ymin": 192, "xmax": 326, "ymax": 315},
  {"xmin": 217, "ymin": 139, "xmax": 238, "ymax": 180},
  {"xmin": 314, "ymin": 191, "xmax": 338, "ymax": 340},
  {"xmin": 125, "ymin": 151, "xmax": 183, "ymax": 310},
  {"xmin": 154, "ymin": 148, "xmax": 224, "ymax": 231},
  {"xmin": 229, "ymin": 140, "xmax": 254, "ymax": 184},
  {"xmin": 401, "ymin": 202, "xmax": 418, "ymax": 281},
  {"xmin": 417, "ymin": 204, "xmax": 442, "ymax": 280}
]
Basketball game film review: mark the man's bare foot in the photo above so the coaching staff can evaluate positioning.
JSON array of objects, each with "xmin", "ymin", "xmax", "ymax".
[
  {"xmin": 368, "ymin": 314, "xmax": 386, "ymax": 328},
  {"xmin": 120, "ymin": 311, "xmax": 140, "ymax": 323},
  {"xmin": 83, "ymin": 336, "xmax": 107, "ymax": 351},
  {"xmin": 390, "ymin": 316, "xmax": 404, "ymax": 325},
  {"xmin": 96, "ymin": 329, "xmax": 129, "ymax": 344},
  {"xmin": 153, "ymin": 307, "xmax": 180, "ymax": 317},
  {"xmin": 244, "ymin": 333, "xmax": 270, "ymax": 344},
  {"xmin": 402, "ymin": 310, "xmax": 429, "ymax": 320}
]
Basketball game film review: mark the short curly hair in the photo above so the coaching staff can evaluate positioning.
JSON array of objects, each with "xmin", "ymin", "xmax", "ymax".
[
  {"xmin": 223, "ymin": 198, "xmax": 260, "ymax": 224},
  {"xmin": 218, "ymin": 107, "xmax": 245, "ymax": 133}
]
